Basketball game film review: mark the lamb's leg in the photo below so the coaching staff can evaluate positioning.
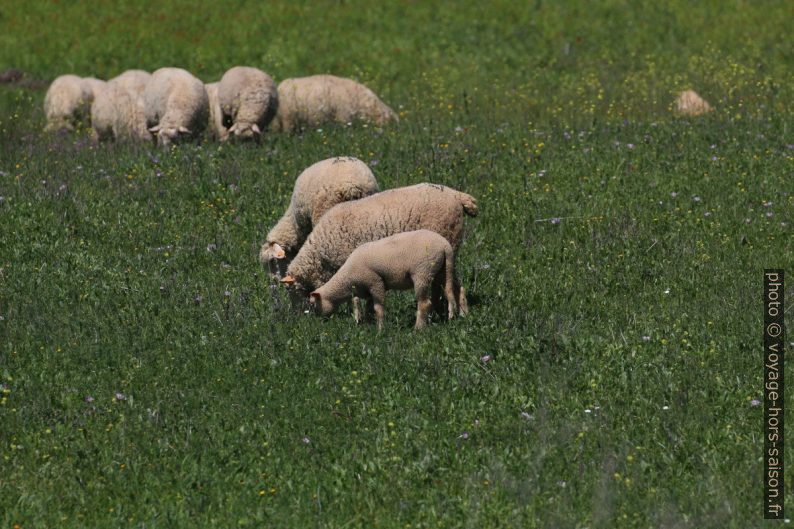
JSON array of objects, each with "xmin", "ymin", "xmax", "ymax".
[
  {"xmin": 352, "ymin": 296, "xmax": 362, "ymax": 323},
  {"xmin": 413, "ymin": 281, "xmax": 433, "ymax": 330},
  {"xmin": 430, "ymin": 279, "xmax": 445, "ymax": 316},
  {"xmin": 456, "ymin": 281, "xmax": 468, "ymax": 316},
  {"xmin": 443, "ymin": 248, "xmax": 458, "ymax": 320},
  {"xmin": 368, "ymin": 281, "xmax": 386, "ymax": 331}
]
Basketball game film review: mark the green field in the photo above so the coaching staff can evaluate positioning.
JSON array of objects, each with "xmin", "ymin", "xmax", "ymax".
[{"xmin": 1, "ymin": 1, "xmax": 792, "ymax": 527}]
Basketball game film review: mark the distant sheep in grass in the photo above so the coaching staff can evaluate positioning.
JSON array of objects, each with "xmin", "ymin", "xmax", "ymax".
[
  {"xmin": 91, "ymin": 70, "xmax": 151, "ymax": 142},
  {"xmin": 270, "ymin": 74, "xmax": 398, "ymax": 133},
  {"xmin": 259, "ymin": 156, "xmax": 379, "ymax": 277},
  {"xmin": 44, "ymin": 74, "xmax": 106, "ymax": 131},
  {"xmin": 217, "ymin": 66, "xmax": 278, "ymax": 140},
  {"xmin": 675, "ymin": 89, "xmax": 713, "ymax": 116},
  {"xmin": 143, "ymin": 67, "xmax": 209, "ymax": 146},
  {"xmin": 309, "ymin": 230, "xmax": 465, "ymax": 330}
]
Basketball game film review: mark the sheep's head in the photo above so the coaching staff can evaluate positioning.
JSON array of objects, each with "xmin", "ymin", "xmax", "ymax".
[
  {"xmin": 260, "ymin": 242, "xmax": 291, "ymax": 278},
  {"xmin": 308, "ymin": 291, "xmax": 335, "ymax": 316},
  {"xmin": 280, "ymin": 274, "xmax": 313, "ymax": 310},
  {"xmin": 149, "ymin": 125, "xmax": 191, "ymax": 147},
  {"xmin": 228, "ymin": 122, "xmax": 261, "ymax": 140}
]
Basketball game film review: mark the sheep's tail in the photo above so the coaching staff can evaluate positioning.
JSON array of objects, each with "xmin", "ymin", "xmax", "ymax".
[{"xmin": 456, "ymin": 191, "xmax": 478, "ymax": 217}]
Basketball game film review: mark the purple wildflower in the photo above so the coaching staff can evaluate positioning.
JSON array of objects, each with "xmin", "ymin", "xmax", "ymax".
[
  {"xmin": 115, "ymin": 392, "xmax": 126, "ymax": 401},
  {"xmin": 84, "ymin": 396, "xmax": 95, "ymax": 403},
  {"xmin": 750, "ymin": 399, "xmax": 760, "ymax": 407},
  {"xmin": 550, "ymin": 217, "xmax": 561, "ymax": 225},
  {"xmin": 480, "ymin": 354, "xmax": 492, "ymax": 363}
]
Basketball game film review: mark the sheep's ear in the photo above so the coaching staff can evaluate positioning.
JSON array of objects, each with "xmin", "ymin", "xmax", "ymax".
[
  {"xmin": 178, "ymin": 126, "xmax": 190, "ymax": 134},
  {"xmin": 273, "ymin": 243, "xmax": 286, "ymax": 259},
  {"xmin": 228, "ymin": 123, "xmax": 238, "ymax": 133},
  {"xmin": 309, "ymin": 291, "xmax": 320, "ymax": 304},
  {"xmin": 251, "ymin": 123, "xmax": 261, "ymax": 135},
  {"xmin": 148, "ymin": 125, "xmax": 161, "ymax": 133},
  {"xmin": 280, "ymin": 275, "xmax": 295, "ymax": 285}
]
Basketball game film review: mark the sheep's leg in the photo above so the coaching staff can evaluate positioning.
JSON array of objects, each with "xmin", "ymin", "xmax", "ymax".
[
  {"xmin": 430, "ymin": 279, "xmax": 445, "ymax": 316},
  {"xmin": 455, "ymin": 281, "xmax": 469, "ymax": 316},
  {"xmin": 351, "ymin": 296, "xmax": 362, "ymax": 323},
  {"xmin": 413, "ymin": 282, "xmax": 433, "ymax": 330},
  {"xmin": 373, "ymin": 302, "xmax": 385, "ymax": 331},
  {"xmin": 368, "ymin": 281, "xmax": 386, "ymax": 331},
  {"xmin": 443, "ymin": 249, "xmax": 458, "ymax": 320}
]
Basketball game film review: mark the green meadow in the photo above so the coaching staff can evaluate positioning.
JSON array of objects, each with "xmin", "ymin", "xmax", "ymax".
[{"xmin": 0, "ymin": 1, "xmax": 792, "ymax": 527}]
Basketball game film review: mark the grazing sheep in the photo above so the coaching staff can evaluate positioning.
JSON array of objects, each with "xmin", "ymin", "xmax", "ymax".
[
  {"xmin": 259, "ymin": 156, "xmax": 379, "ymax": 277},
  {"xmin": 217, "ymin": 66, "xmax": 278, "ymax": 140},
  {"xmin": 205, "ymin": 82, "xmax": 228, "ymax": 141},
  {"xmin": 44, "ymin": 74, "xmax": 106, "ymax": 131},
  {"xmin": 675, "ymin": 89, "xmax": 713, "ymax": 116},
  {"xmin": 270, "ymin": 74, "xmax": 398, "ymax": 132},
  {"xmin": 143, "ymin": 67, "xmax": 209, "ymax": 146},
  {"xmin": 309, "ymin": 230, "xmax": 465, "ymax": 330},
  {"xmin": 280, "ymin": 183, "xmax": 476, "ymax": 318},
  {"xmin": 91, "ymin": 70, "xmax": 151, "ymax": 142}
]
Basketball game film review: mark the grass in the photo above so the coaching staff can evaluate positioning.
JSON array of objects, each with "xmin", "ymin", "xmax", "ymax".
[{"xmin": 0, "ymin": 1, "xmax": 792, "ymax": 527}]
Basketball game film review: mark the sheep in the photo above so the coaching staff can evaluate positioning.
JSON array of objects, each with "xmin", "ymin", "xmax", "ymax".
[
  {"xmin": 259, "ymin": 156, "xmax": 379, "ymax": 278},
  {"xmin": 675, "ymin": 89, "xmax": 713, "ymax": 116},
  {"xmin": 44, "ymin": 74, "xmax": 106, "ymax": 131},
  {"xmin": 143, "ymin": 67, "xmax": 209, "ymax": 146},
  {"xmin": 309, "ymin": 230, "xmax": 465, "ymax": 330},
  {"xmin": 205, "ymin": 82, "xmax": 228, "ymax": 141},
  {"xmin": 217, "ymin": 66, "xmax": 278, "ymax": 140},
  {"xmin": 270, "ymin": 74, "xmax": 398, "ymax": 133},
  {"xmin": 91, "ymin": 70, "xmax": 151, "ymax": 142},
  {"xmin": 280, "ymin": 183, "xmax": 477, "ymax": 315}
]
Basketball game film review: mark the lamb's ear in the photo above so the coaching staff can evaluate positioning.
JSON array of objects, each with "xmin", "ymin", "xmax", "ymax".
[
  {"xmin": 178, "ymin": 126, "xmax": 190, "ymax": 134},
  {"xmin": 228, "ymin": 123, "xmax": 238, "ymax": 133},
  {"xmin": 309, "ymin": 291, "xmax": 320, "ymax": 304},
  {"xmin": 280, "ymin": 275, "xmax": 295, "ymax": 285},
  {"xmin": 148, "ymin": 125, "xmax": 161, "ymax": 133},
  {"xmin": 273, "ymin": 243, "xmax": 286, "ymax": 259},
  {"xmin": 251, "ymin": 123, "xmax": 261, "ymax": 135}
]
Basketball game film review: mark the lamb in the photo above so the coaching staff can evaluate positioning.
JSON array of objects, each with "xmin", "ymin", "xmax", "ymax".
[
  {"xmin": 280, "ymin": 183, "xmax": 477, "ymax": 314},
  {"xmin": 259, "ymin": 156, "xmax": 379, "ymax": 277},
  {"xmin": 217, "ymin": 66, "xmax": 278, "ymax": 140},
  {"xmin": 675, "ymin": 89, "xmax": 713, "ymax": 116},
  {"xmin": 44, "ymin": 74, "xmax": 106, "ymax": 131},
  {"xmin": 91, "ymin": 70, "xmax": 151, "ymax": 142},
  {"xmin": 270, "ymin": 74, "xmax": 398, "ymax": 133},
  {"xmin": 309, "ymin": 230, "xmax": 465, "ymax": 330},
  {"xmin": 205, "ymin": 82, "xmax": 227, "ymax": 141},
  {"xmin": 143, "ymin": 67, "xmax": 209, "ymax": 146}
]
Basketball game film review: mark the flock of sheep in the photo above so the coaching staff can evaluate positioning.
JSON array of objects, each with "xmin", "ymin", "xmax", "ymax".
[
  {"xmin": 42, "ymin": 67, "xmax": 475, "ymax": 329},
  {"xmin": 43, "ymin": 66, "xmax": 399, "ymax": 145},
  {"xmin": 259, "ymin": 157, "xmax": 477, "ymax": 329}
]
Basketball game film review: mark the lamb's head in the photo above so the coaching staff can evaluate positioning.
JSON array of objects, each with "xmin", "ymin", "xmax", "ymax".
[
  {"xmin": 228, "ymin": 121, "xmax": 261, "ymax": 140},
  {"xmin": 308, "ymin": 291, "xmax": 336, "ymax": 316},
  {"xmin": 149, "ymin": 125, "xmax": 192, "ymax": 147},
  {"xmin": 259, "ymin": 242, "xmax": 292, "ymax": 278}
]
